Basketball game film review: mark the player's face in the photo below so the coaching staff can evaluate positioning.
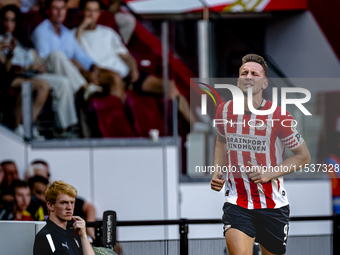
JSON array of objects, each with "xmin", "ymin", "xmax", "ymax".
[
  {"xmin": 84, "ymin": 2, "xmax": 101, "ymax": 24},
  {"xmin": 50, "ymin": 193, "xmax": 75, "ymax": 222},
  {"xmin": 3, "ymin": 163, "xmax": 19, "ymax": 187},
  {"xmin": 237, "ymin": 62, "xmax": 268, "ymax": 96},
  {"xmin": 48, "ymin": 0, "xmax": 67, "ymax": 24},
  {"xmin": 15, "ymin": 187, "xmax": 31, "ymax": 212},
  {"xmin": 32, "ymin": 182, "xmax": 48, "ymax": 203}
]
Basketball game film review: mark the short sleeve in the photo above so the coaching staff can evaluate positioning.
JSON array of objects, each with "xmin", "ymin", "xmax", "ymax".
[
  {"xmin": 278, "ymin": 110, "xmax": 304, "ymax": 150},
  {"xmin": 110, "ymin": 29, "xmax": 129, "ymax": 55}
]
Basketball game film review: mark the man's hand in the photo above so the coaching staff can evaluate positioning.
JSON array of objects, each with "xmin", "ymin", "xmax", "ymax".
[
  {"xmin": 80, "ymin": 17, "xmax": 93, "ymax": 29},
  {"xmin": 0, "ymin": 40, "xmax": 10, "ymax": 51},
  {"xmin": 0, "ymin": 38, "xmax": 16, "ymax": 53},
  {"xmin": 246, "ymin": 162, "xmax": 275, "ymax": 184},
  {"xmin": 90, "ymin": 64, "xmax": 100, "ymax": 74},
  {"xmin": 211, "ymin": 172, "xmax": 225, "ymax": 191},
  {"xmin": 72, "ymin": 216, "xmax": 87, "ymax": 238},
  {"xmin": 73, "ymin": 216, "xmax": 96, "ymax": 255},
  {"xmin": 31, "ymin": 62, "xmax": 46, "ymax": 73},
  {"xmin": 130, "ymin": 69, "xmax": 139, "ymax": 83},
  {"xmin": 75, "ymin": 18, "xmax": 94, "ymax": 43},
  {"xmin": 89, "ymin": 64, "xmax": 100, "ymax": 84}
]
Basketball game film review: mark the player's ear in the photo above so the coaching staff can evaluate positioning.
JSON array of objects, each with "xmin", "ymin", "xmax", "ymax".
[
  {"xmin": 46, "ymin": 201, "xmax": 54, "ymax": 212},
  {"xmin": 262, "ymin": 78, "xmax": 268, "ymax": 90}
]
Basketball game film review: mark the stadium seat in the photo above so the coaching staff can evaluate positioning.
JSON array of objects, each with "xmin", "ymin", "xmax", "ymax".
[
  {"xmin": 89, "ymin": 95, "xmax": 136, "ymax": 138},
  {"xmin": 125, "ymin": 90, "xmax": 164, "ymax": 137}
]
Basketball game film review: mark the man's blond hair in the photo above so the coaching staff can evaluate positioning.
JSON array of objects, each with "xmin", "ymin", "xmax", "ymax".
[{"xmin": 45, "ymin": 180, "xmax": 77, "ymax": 205}]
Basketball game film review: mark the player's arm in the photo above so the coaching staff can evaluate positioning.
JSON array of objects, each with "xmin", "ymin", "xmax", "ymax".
[
  {"xmin": 72, "ymin": 216, "xmax": 95, "ymax": 255},
  {"xmin": 275, "ymin": 141, "xmax": 311, "ymax": 175},
  {"xmin": 248, "ymin": 141, "xmax": 311, "ymax": 184},
  {"xmin": 211, "ymin": 133, "xmax": 227, "ymax": 191}
]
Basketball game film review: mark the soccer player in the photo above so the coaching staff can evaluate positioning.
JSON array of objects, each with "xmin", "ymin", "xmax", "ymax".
[
  {"xmin": 33, "ymin": 181, "xmax": 95, "ymax": 255},
  {"xmin": 211, "ymin": 54, "xmax": 311, "ymax": 255}
]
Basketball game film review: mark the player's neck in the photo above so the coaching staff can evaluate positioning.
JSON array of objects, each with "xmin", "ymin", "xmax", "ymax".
[
  {"xmin": 244, "ymin": 94, "xmax": 263, "ymax": 112},
  {"xmin": 50, "ymin": 214, "xmax": 68, "ymax": 229}
]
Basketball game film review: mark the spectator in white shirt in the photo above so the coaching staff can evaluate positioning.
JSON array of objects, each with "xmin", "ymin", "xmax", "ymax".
[{"xmin": 75, "ymin": 0, "xmax": 194, "ymax": 123}]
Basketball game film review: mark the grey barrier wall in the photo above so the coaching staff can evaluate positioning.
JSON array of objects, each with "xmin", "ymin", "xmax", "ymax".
[{"xmin": 0, "ymin": 221, "xmax": 46, "ymax": 255}]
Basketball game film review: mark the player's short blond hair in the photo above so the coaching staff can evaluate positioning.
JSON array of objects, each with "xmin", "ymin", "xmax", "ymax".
[
  {"xmin": 45, "ymin": 180, "xmax": 77, "ymax": 205},
  {"xmin": 241, "ymin": 54, "xmax": 268, "ymax": 77}
]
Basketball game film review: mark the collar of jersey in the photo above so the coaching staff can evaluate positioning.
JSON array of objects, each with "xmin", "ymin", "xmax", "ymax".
[
  {"xmin": 47, "ymin": 218, "xmax": 69, "ymax": 236},
  {"xmin": 244, "ymin": 98, "xmax": 265, "ymax": 115}
]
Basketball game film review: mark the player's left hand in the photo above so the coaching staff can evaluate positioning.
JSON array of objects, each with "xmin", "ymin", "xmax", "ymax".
[
  {"xmin": 72, "ymin": 216, "xmax": 87, "ymax": 238},
  {"xmin": 246, "ymin": 162, "xmax": 274, "ymax": 184}
]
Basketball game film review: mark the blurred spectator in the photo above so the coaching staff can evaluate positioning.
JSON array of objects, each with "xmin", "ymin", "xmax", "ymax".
[
  {"xmin": 32, "ymin": 0, "xmax": 103, "ymax": 102},
  {"xmin": 24, "ymin": 159, "xmax": 50, "ymax": 180},
  {"xmin": 0, "ymin": 5, "xmax": 78, "ymax": 134},
  {"xmin": 0, "ymin": 7, "xmax": 50, "ymax": 138},
  {"xmin": 75, "ymin": 0, "xmax": 133, "ymax": 101},
  {"xmin": 0, "ymin": 160, "xmax": 19, "ymax": 206},
  {"xmin": 75, "ymin": 0, "xmax": 194, "ymax": 123},
  {"xmin": 0, "ymin": 180, "xmax": 34, "ymax": 220},
  {"xmin": 20, "ymin": 0, "xmax": 40, "ymax": 13},
  {"xmin": 0, "ymin": 160, "xmax": 19, "ymax": 190},
  {"xmin": 27, "ymin": 175, "xmax": 49, "ymax": 220}
]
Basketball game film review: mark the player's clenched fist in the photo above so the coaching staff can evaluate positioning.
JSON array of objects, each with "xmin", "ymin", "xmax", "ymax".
[{"xmin": 211, "ymin": 172, "xmax": 225, "ymax": 191}]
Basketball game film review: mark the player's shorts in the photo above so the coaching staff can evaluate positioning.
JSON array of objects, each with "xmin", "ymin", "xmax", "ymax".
[{"xmin": 222, "ymin": 202, "xmax": 290, "ymax": 254}]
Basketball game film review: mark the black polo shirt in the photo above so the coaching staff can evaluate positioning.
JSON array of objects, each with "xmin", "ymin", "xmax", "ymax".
[{"xmin": 33, "ymin": 218, "xmax": 83, "ymax": 255}]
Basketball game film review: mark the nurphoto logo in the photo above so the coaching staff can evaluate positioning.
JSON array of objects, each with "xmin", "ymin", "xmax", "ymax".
[{"xmin": 200, "ymin": 84, "xmax": 311, "ymax": 116}]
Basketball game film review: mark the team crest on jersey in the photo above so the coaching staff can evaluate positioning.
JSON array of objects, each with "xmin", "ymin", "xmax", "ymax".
[{"xmin": 255, "ymin": 122, "xmax": 266, "ymax": 131}]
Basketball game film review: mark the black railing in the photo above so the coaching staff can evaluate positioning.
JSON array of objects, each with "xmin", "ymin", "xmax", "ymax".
[{"xmin": 87, "ymin": 213, "xmax": 340, "ymax": 255}]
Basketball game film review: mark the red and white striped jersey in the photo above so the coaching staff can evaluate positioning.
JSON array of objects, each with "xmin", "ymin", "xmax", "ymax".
[{"xmin": 215, "ymin": 99, "xmax": 304, "ymax": 209}]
